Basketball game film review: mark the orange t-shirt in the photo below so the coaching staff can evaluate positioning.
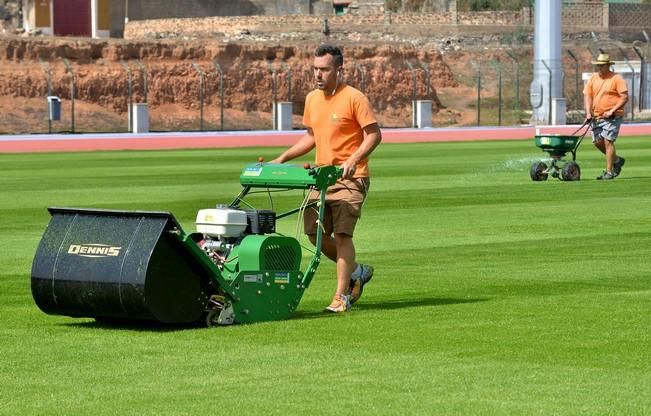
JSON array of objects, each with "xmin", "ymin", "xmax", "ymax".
[
  {"xmin": 583, "ymin": 72, "xmax": 628, "ymax": 118},
  {"xmin": 303, "ymin": 84, "xmax": 377, "ymax": 178}
]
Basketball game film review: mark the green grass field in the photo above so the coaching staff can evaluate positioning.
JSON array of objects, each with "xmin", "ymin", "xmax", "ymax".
[{"xmin": 2, "ymin": 137, "xmax": 650, "ymax": 415}]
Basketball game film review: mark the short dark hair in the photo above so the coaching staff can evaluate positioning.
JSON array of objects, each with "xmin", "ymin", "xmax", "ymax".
[{"xmin": 315, "ymin": 44, "xmax": 343, "ymax": 67}]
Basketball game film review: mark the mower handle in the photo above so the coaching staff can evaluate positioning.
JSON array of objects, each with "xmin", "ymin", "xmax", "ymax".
[
  {"xmin": 570, "ymin": 120, "xmax": 592, "ymax": 157},
  {"xmin": 570, "ymin": 118, "xmax": 591, "ymax": 137},
  {"xmin": 305, "ymin": 164, "xmax": 343, "ymax": 180}
]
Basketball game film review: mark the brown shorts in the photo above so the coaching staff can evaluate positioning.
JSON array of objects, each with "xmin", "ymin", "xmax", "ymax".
[{"xmin": 304, "ymin": 177, "xmax": 370, "ymax": 237}]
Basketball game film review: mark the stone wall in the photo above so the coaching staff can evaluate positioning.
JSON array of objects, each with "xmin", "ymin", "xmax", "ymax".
[
  {"xmin": 561, "ymin": 2, "xmax": 607, "ymax": 29},
  {"xmin": 609, "ymin": 3, "xmax": 651, "ymax": 28},
  {"xmin": 126, "ymin": 0, "xmax": 311, "ymax": 19},
  {"xmin": 90, "ymin": 1, "xmax": 651, "ymax": 41},
  {"xmin": 124, "ymin": 11, "xmax": 531, "ymax": 40}
]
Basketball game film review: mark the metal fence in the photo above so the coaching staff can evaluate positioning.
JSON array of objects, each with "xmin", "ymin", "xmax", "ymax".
[{"xmin": 2, "ymin": 40, "xmax": 651, "ymax": 135}]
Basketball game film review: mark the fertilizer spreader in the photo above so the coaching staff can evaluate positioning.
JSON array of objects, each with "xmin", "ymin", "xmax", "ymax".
[
  {"xmin": 530, "ymin": 122, "xmax": 590, "ymax": 182},
  {"xmin": 31, "ymin": 162, "xmax": 341, "ymax": 326}
]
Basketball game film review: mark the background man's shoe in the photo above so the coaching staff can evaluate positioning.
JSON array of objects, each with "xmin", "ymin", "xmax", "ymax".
[{"xmin": 614, "ymin": 157, "xmax": 626, "ymax": 176}]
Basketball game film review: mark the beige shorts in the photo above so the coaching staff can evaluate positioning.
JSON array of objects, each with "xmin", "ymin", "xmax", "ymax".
[{"xmin": 303, "ymin": 177, "xmax": 370, "ymax": 237}]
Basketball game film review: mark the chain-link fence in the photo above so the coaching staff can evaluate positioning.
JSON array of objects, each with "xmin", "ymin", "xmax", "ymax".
[{"xmin": 1, "ymin": 39, "xmax": 650, "ymax": 135}]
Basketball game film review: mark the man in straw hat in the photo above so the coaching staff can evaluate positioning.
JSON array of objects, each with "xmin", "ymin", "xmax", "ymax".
[{"xmin": 583, "ymin": 53, "xmax": 628, "ymax": 180}]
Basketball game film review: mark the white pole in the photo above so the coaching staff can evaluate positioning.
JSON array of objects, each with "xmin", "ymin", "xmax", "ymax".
[
  {"xmin": 90, "ymin": 0, "xmax": 98, "ymax": 38},
  {"xmin": 530, "ymin": 0, "xmax": 563, "ymax": 125}
]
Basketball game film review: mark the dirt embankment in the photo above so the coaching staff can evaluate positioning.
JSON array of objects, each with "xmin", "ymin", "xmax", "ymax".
[
  {"xmin": 8, "ymin": 33, "xmax": 590, "ymax": 133},
  {"xmin": 0, "ymin": 35, "xmax": 473, "ymax": 133}
]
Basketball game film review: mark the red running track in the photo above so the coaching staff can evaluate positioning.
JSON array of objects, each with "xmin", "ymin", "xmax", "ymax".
[{"xmin": 1, "ymin": 124, "xmax": 650, "ymax": 153}]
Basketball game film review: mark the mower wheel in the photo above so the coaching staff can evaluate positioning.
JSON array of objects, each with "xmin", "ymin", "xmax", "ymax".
[
  {"xmin": 205, "ymin": 309, "xmax": 220, "ymax": 327},
  {"xmin": 530, "ymin": 161, "xmax": 548, "ymax": 181},
  {"xmin": 561, "ymin": 161, "xmax": 581, "ymax": 181}
]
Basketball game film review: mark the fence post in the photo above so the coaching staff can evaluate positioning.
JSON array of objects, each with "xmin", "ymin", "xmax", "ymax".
[
  {"xmin": 471, "ymin": 60, "xmax": 481, "ymax": 126},
  {"xmin": 566, "ymin": 49, "xmax": 579, "ymax": 112},
  {"xmin": 268, "ymin": 62, "xmax": 278, "ymax": 130},
  {"xmin": 137, "ymin": 61, "xmax": 148, "ymax": 103},
  {"xmin": 279, "ymin": 60, "xmax": 292, "ymax": 101},
  {"xmin": 541, "ymin": 59, "xmax": 552, "ymax": 125},
  {"xmin": 506, "ymin": 50, "xmax": 520, "ymax": 112},
  {"xmin": 419, "ymin": 62, "xmax": 431, "ymax": 97},
  {"xmin": 192, "ymin": 62, "xmax": 206, "ymax": 131},
  {"xmin": 405, "ymin": 61, "xmax": 417, "ymax": 128},
  {"xmin": 62, "ymin": 59, "xmax": 75, "ymax": 133},
  {"xmin": 214, "ymin": 62, "xmax": 225, "ymax": 131},
  {"xmin": 632, "ymin": 45, "xmax": 645, "ymax": 111},
  {"xmin": 618, "ymin": 47, "xmax": 635, "ymax": 121},
  {"xmin": 497, "ymin": 63, "xmax": 503, "ymax": 126},
  {"xmin": 355, "ymin": 63, "xmax": 366, "ymax": 92},
  {"xmin": 40, "ymin": 60, "xmax": 52, "ymax": 134},
  {"xmin": 121, "ymin": 61, "xmax": 133, "ymax": 132}
]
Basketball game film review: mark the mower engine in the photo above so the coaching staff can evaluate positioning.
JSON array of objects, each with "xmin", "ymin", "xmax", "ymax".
[{"xmin": 196, "ymin": 207, "xmax": 258, "ymax": 268}]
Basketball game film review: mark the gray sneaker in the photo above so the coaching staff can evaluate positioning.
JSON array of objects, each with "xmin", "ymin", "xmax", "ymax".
[
  {"xmin": 349, "ymin": 264, "xmax": 373, "ymax": 305},
  {"xmin": 597, "ymin": 171, "xmax": 616, "ymax": 180},
  {"xmin": 614, "ymin": 157, "xmax": 626, "ymax": 177}
]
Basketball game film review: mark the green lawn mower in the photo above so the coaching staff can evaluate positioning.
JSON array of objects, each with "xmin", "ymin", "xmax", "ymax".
[
  {"xmin": 530, "ymin": 121, "xmax": 590, "ymax": 182},
  {"xmin": 31, "ymin": 162, "xmax": 341, "ymax": 327}
]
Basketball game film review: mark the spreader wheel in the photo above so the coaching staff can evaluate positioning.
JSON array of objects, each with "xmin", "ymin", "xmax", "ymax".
[
  {"xmin": 530, "ymin": 161, "xmax": 549, "ymax": 181},
  {"xmin": 561, "ymin": 161, "xmax": 581, "ymax": 181}
]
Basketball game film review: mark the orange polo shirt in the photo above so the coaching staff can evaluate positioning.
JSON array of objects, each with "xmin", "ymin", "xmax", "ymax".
[
  {"xmin": 303, "ymin": 84, "xmax": 377, "ymax": 178},
  {"xmin": 583, "ymin": 72, "xmax": 628, "ymax": 118}
]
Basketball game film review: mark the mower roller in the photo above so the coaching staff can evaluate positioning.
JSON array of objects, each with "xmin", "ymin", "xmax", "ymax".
[
  {"xmin": 31, "ymin": 162, "xmax": 341, "ymax": 326},
  {"xmin": 530, "ymin": 121, "xmax": 590, "ymax": 182}
]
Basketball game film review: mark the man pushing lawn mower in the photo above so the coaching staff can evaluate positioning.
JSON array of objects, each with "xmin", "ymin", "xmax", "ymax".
[
  {"xmin": 271, "ymin": 44, "xmax": 382, "ymax": 313},
  {"xmin": 583, "ymin": 53, "xmax": 628, "ymax": 180}
]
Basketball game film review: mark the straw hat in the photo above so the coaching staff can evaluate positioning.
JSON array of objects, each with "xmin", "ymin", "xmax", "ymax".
[{"xmin": 592, "ymin": 53, "xmax": 614, "ymax": 65}]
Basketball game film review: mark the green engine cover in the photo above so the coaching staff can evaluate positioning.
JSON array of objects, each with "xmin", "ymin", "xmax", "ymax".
[
  {"xmin": 221, "ymin": 235, "xmax": 306, "ymax": 324},
  {"xmin": 237, "ymin": 235, "xmax": 302, "ymax": 271}
]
